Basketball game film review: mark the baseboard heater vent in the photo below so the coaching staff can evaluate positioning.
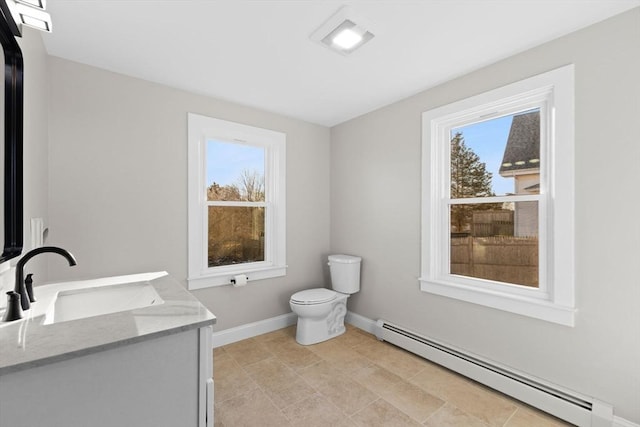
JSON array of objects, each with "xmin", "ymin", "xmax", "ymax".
[{"xmin": 375, "ymin": 319, "xmax": 613, "ymax": 427}]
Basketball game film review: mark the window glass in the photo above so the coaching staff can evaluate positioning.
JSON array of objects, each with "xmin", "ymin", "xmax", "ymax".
[
  {"xmin": 206, "ymin": 140, "xmax": 266, "ymax": 269},
  {"xmin": 208, "ymin": 206, "xmax": 265, "ymax": 267},
  {"xmin": 451, "ymin": 109, "xmax": 540, "ymax": 198},
  {"xmin": 450, "ymin": 202, "xmax": 539, "ymax": 287},
  {"xmin": 207, "ymin": 140, "xmax": 265, "ymax": 202},
  {"xmin": 448, "ymin": 109, "xmax": 541, "ymax": 289}
]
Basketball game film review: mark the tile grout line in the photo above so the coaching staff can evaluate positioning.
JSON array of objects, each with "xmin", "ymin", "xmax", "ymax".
[
  {"xmin": 233, "ymin": 350, "xmax": 296, "ymax": 425},
  {"xmin": 501, "ymin": 405, "xmax": 520, "ymax": 427},
  {"xmin": 271, "ymin": 338, "xmax": 362, "ymax": 425},
  {"xmin": 422, "ymin": 402, "xmax": 449, "ymax": 426},
  {"xmin": 348, "ymin": 396, "xmax": 384, "ymax": 424}
]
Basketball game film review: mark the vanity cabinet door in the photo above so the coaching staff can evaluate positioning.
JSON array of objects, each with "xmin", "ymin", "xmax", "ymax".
[
  {"xmin": 199, "ymin": 325, "xmax": 214, "ymax": 427},
  {"xmin": 0, "ymin": 329, "xmax": 203, "ymax": 427}
]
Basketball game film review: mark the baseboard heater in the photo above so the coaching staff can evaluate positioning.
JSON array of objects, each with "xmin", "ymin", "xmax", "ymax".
[{"xmin": 375, "ymin": 319, "xmax": 613, "ymax": 427}]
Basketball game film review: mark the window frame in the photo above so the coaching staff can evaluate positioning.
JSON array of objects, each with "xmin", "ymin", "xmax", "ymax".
[
  {"xmin": 187, "ymin": 113, "xmax": 286, "ymax": 289},
  {"xmin": 420, "ymin": 65, "xmax": 575, "ymax": 326}
]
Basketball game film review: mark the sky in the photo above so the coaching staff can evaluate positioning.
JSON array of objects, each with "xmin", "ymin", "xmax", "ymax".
[
  {"xmin": 207, "ymin": 139, "xmax": 264, "ymax": 187},
  {"xmin": 452, "ymin": 115, "xmax": 514, "ymax": 196}
]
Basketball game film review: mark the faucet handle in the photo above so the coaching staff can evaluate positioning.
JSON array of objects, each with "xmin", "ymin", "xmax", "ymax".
[
  {"xmin": 2, "ymin": 291, "xmax": 23, "ymax": 321},
  {"xmin": 25, "ymin": 274, "xmax": 36, "ymax": 303}
]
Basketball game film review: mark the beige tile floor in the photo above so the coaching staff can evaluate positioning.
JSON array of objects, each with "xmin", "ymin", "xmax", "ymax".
[{"xmin": 213, "ymin": 325, "xmax": 572, "ymax": 427}]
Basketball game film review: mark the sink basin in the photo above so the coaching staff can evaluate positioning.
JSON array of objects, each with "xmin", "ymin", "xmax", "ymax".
[{"xmin": 43, "ymin": 281, "xmax": 164, "ymax": 325}]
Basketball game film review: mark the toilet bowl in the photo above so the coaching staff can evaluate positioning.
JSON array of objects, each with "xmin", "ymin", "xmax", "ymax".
[
  {"xmin": 290, "ymin": 254, "xmax": 361, "ymax": 345},
  {"xmin": 290, "ymin": 289, "xmax": 349, "ymax": 345}
]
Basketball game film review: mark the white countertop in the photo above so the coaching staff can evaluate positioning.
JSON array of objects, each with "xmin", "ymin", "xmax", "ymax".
[{"xmin": 0, "ymin": 272, "xmax": 216, "ymax": 375}]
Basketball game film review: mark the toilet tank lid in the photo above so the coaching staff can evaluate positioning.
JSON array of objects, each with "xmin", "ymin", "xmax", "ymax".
[
  {"xmin": 328, "ymin": 254, "xmax": 361, "ymax": 264},
  {"xmin": 291, "ymin": 288, "xmax": 337, "ymax": 304}
]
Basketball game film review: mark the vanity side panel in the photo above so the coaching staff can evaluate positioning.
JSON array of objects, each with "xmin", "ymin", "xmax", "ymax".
[{"xmin": 0, "ymin": 329, "xmax": 200, "ymax": 427}]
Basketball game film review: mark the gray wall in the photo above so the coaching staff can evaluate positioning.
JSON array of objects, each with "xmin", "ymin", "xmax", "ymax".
[
  {"xmin": 11, "ymin": 7, "xmax": 639, "ymax": 423},
  {"xmin": 46, "ymin": 58, "xmax": 331, "ymax": 331},
  {"xmin": 330, "ymin": 8, "xmax": 640, "ymax": 423}
]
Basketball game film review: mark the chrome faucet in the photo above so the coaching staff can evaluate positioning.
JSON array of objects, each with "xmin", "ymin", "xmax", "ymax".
[{"xmin": 14, "ymin": 246, "xmax": 77, "ymax": 311}]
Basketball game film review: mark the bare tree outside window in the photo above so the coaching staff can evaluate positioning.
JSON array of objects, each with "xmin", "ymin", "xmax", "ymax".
[
  {"xmin": 207, "ymin": 167, "xmax": 266, "ymax": 267},
  {"xmin": 206, "ymin": 139, "xmax": 267, "ymax": 268},
  {"xmin": 207, "ymin": 169, "xmax": 265, "ymax": 202},
  {"xmin": 237, "ymin": 169, "xmax": 265, "ymax": 202}
]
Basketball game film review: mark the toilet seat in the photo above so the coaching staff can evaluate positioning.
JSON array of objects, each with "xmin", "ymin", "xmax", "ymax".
[{"xmin": 290, "ymin": 288, "xmax": 337, "ymax": 305}]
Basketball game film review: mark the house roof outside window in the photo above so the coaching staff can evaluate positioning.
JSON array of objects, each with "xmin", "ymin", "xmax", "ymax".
[{"xmin": 499, "ymin": 110, "xmax": 540, "ymax": 176}]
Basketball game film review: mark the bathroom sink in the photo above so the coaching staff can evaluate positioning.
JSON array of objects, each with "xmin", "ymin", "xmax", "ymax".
[{"xmin": 43, "ymin": 281, "xmax": 164, "ymax": 325}]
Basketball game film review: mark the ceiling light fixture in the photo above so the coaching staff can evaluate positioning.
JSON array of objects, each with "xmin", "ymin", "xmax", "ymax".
[
  {"xmin": 0, "ymin": 0, "xmax": 52, "ymax": 35},
  {"xmin": 310, "ymin": 6, "xmax": 375, "ymax": 56},
  {"xmin": 18, "ymin": 8, "xmax": 50, "ymax": 31},
  {"xmin": 15, "ymin": 0, "xmax": 45, "ymax": 10},
  {"xmin": 15, "ymin": 1, "xmax": 50, "ymax": 32},
  {"xmin": 332, "ymin": 26, "xmax": 362, "ymax": 50}
]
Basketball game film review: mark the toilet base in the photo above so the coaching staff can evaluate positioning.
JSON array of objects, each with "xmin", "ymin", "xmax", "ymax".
[{"xmin": 294, "ymin": 294, "xmax": 348, "ymax": 345}]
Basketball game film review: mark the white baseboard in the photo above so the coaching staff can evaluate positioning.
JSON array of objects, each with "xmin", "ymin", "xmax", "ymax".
[
  {"xmin": 614, "ymin": 416, "xmax": 640, "ymax": 427},
  {"xmin": 345, "ymin": 311, "xmax": 378, "ymax": 335},
  {"xmin": 212, "ymin": 312, "xmax": 297, "ymax": 347},
  {"xmin": 211, "ymin": 310, "xmax": 377, "ymax": 348}
]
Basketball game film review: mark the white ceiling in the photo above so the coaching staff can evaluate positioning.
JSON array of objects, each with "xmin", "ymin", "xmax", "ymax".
[{"xmin": 41, "ymin": 0, "xmax": 640, "ymax": 127}]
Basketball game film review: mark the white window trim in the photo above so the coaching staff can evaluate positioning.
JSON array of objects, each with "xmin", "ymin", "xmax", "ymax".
[
  {"xmin": 187, "ymin": 113, "xmax": 286, "ymax": 289},
  {"xmin": 420, "ymin": 65, "xmax": 575, "ymax": 326}
]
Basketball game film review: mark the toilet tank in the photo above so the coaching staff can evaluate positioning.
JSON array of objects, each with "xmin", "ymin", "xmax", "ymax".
[{"xmin": 328, "ymin": 254, "xmax": 362, "ymax": 294}]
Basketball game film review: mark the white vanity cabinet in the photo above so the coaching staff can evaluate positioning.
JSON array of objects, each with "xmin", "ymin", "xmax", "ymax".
[
  {"xmin": 0, "ymin": 325, "xmax": 213, "ymax": 427},
  {"xmin": 0, "ymin": 272, "xmax": 216, "ymax": 427}
]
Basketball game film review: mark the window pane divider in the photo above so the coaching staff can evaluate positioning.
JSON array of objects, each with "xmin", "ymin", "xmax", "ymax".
[
  {"xmin": 448, "ymin": 194, "xmax": 541, "ymax": 205},
  {"xmin": 206, "ymin": 201, "xmax": 267, "ymax": 208}
]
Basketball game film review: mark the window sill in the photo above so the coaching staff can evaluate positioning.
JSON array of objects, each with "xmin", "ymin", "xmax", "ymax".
[
  {"xmin": 188, "ymin": 265, "xmax": 287, "ymax": 290},
  {"xmin": 419, "ymin": 278, "xmax": 575, "ymax": 326}
]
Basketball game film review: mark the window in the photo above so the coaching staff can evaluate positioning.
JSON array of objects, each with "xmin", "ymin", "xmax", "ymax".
[
  {"xmin": 420, "ymin": 65, "xmax": 575, "ymax": 326},
  {"xmin": 188, "ymin": 114, "xmax": 286, "ymax": 289}
]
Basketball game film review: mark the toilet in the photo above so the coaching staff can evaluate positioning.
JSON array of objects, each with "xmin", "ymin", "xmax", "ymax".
[{"xmin": 290, "ymin": 254, "xmax": 361, "ymax": 345}]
